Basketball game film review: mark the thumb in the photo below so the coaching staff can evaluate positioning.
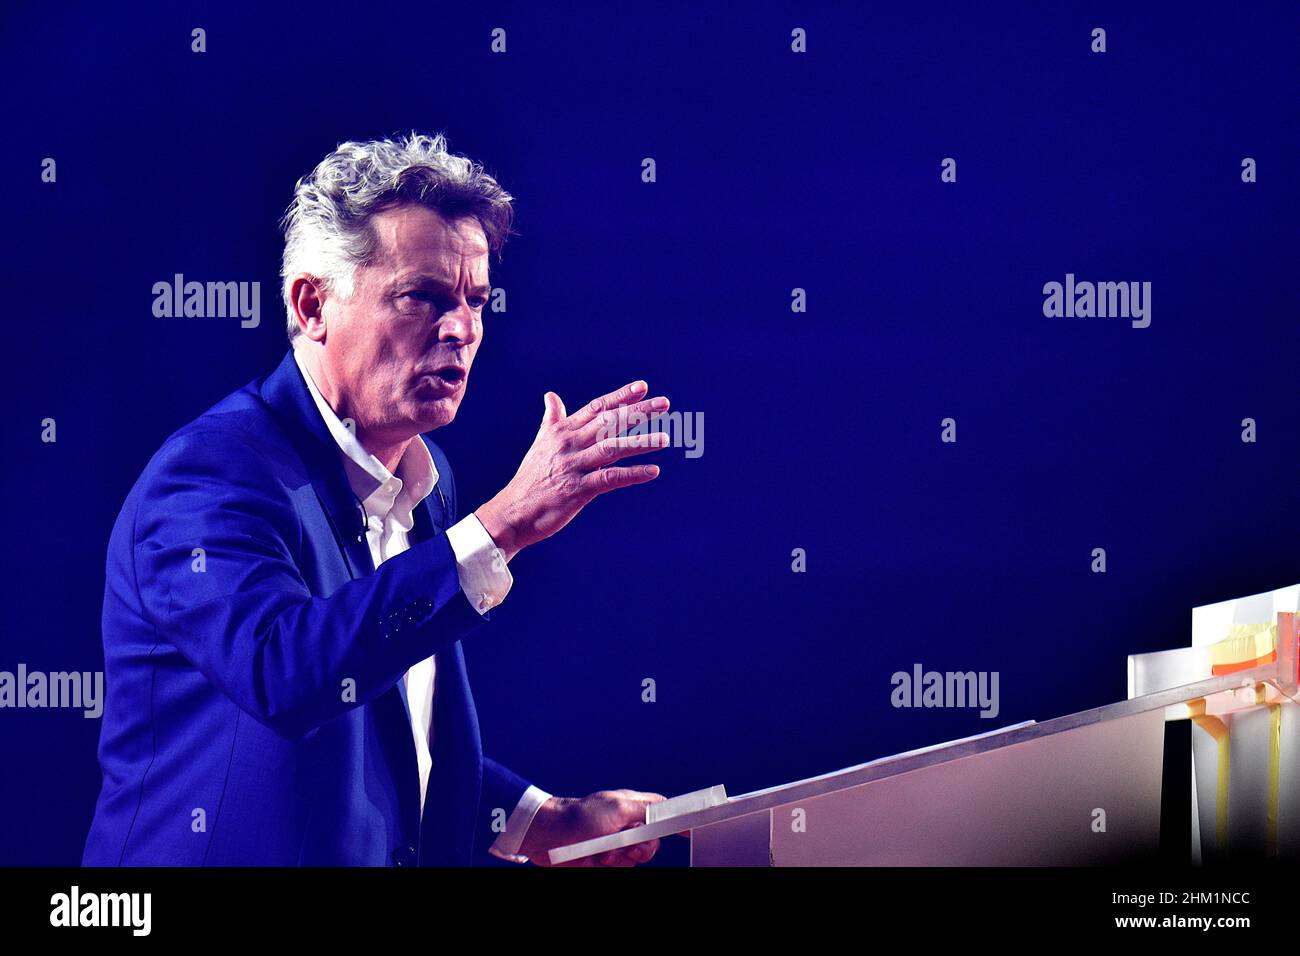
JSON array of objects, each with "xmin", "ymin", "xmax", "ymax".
[{"xmin": 542, "ymin": 391, "xmax": 566, "ymax": 425}]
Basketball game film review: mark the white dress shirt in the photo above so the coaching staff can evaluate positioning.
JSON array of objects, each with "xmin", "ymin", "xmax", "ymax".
[{"xmin": 294, "ymin": 350, "xmax": 550, "ymax": 863}]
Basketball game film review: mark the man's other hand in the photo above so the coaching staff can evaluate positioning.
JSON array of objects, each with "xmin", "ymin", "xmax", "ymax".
[{"xmin": 519, "ymin": 789, "xmax": 667, "ymax": 867}]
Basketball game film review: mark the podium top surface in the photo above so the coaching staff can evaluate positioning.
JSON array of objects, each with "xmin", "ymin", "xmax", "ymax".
[{"xmin": 548, "ymin": 662, "xmax": 1285, "ymax": 864}]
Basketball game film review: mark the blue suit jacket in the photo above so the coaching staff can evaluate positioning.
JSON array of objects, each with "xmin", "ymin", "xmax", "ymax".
[{"xmin": 83, "ymin": 349, "xmax": 532, "ymax": 866}]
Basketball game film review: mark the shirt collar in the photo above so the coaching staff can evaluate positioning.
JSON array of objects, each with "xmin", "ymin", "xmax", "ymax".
[{"xmin": 293, "ymin": 348, "xmax": 438, "ymax": 533}]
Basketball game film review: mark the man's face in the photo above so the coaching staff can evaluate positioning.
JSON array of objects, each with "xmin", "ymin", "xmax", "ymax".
[{"xmin": 319, "ymin": 203, "xmax": 490, "ymax": 442}]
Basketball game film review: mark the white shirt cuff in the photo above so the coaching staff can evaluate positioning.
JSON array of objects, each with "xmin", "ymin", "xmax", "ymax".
[
  {"xmin": 444, "ymin": 514, "xmax": 513, "ymax": 615},
  {"xmin": 488, "ymin": 785, "xmax": 552, "ymax": 863}
]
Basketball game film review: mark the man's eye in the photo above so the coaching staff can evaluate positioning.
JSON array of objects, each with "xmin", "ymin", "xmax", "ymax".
[{"xmin": 401, "ymin": 291, "xmax": 433, "ymax": 302}]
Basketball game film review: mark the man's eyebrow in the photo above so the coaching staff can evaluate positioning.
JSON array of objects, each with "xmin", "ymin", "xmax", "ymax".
[{"xmin": 394, "ymin": 274, "xmax": 491, "ymax": 297}]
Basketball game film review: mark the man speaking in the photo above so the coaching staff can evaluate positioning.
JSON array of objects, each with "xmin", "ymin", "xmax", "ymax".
[{"xmin": 82, "ymin": 132, "xmax": 672, "ymax": 867}]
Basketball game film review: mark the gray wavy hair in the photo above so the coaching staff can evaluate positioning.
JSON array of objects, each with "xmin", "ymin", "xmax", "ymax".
[{"xmin": 279, "ymin": 131, "xmax": 516, "ymax": 341}]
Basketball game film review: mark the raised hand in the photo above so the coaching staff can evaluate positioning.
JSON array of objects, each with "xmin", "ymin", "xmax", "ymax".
[{"xmin": 474, "ymin": 380, "xmax": 671, "ymax": 561}]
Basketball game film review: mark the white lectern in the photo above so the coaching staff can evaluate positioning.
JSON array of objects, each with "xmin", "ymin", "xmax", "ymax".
[{"xmin": 550, "ymin": 595, "xmax": 1298, "ymax": 866}]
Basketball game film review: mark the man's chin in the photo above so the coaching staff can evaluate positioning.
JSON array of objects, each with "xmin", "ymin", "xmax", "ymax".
[{"xmin": 409, "ymin": 397, "xmax": 457, "ymax": 432}]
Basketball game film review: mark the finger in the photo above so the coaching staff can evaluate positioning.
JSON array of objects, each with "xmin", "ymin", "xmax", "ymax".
[
  {"xmin": 574, "ymin": 431, "xmax": 672, "ymax": 470},
  {"xmin": 571, "ymin": 380, "xmax": 648, "ymax": 428},
  {"xmin": 615, "ymin": 792, "xmax": 667, "ymax": 816},
  {"xmin": 580, "ymin": 464, "xmax": 660, "ymax": 497},
  {"xmin": 604, "ymin": 789, "xmax": 667, "ymax": 803},
  {"xmin": 615, "ymin": 794, "xmax": 667, "ymax": 827},
  {"xmin": 610, "ymin": 838, "xmax": 658, "ymax": 866},
  {"xmin": 542, "ymin": 391, "xmax": 567, "ymax": 425},
  {"xmin": 627, "ymin": 838, "xmax": 660, "ymax": 863},
  {"xmin": 579, "ymin": 396, "xmax": 671, "ymax": 443}
]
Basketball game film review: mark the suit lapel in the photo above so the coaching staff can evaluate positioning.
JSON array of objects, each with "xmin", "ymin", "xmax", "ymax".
[
  {"xmin": 259, "ymin": 349, "xmax": 375, "ymax": 578},
  {"xmin": 410, "ymin": 465, "xmax": 448, "ymax": 539}
]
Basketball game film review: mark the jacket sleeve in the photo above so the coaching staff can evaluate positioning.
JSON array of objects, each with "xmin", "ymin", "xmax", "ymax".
[
  {"xmin": 482, "ymin": 757, "xmax": 532, "ymax": 821},
  {"xmin": 474, "ymin": 757, "xmax": 536, "ymax": 863},
  {"xmin": 131, "ymin": 427, "xmax": 490, "ymax": 740}
]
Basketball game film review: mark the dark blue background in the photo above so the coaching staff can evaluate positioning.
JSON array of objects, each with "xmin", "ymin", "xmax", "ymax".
[{"xmin": 2, "ymin": 1, "xmax": 1296, "ymax": 865}]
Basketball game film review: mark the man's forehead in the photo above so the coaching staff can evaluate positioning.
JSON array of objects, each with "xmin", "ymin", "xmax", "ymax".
[{"xmin": 371, "ymin": 204, "xmax": 489, "ymax": 272}]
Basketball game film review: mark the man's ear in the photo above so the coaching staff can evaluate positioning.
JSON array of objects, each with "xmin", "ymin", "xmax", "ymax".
[{"xmin": 289, "ymin": 274, "xmax": 328, "ymax": 342}]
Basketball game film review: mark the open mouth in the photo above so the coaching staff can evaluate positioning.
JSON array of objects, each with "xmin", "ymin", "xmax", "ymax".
[{"xmin": 415, "ymin": 367, "xmax": 466, "ymax": 393}]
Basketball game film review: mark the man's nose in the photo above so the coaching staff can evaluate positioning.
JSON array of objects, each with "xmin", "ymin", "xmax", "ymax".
[{"xmin": 438, "ymin": 302, "xmax": 478, "ymax": 345}]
